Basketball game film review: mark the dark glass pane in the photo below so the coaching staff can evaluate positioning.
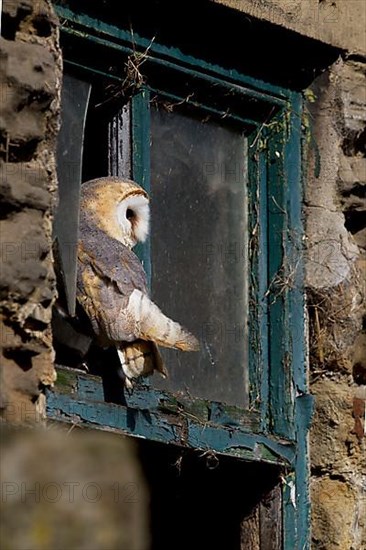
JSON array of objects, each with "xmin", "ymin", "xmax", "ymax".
[
  {"xmin": 55, "ymin": 73, "xmax": 91, "ymax": 316},
  {"xmin": 150, "ymin": 107, "xmax": 248, "ymax": 406}
]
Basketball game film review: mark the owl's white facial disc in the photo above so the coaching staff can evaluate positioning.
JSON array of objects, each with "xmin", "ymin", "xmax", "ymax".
[{"xmin": 117, "ymin": 193, "xmax": 150, "ymax": 247}]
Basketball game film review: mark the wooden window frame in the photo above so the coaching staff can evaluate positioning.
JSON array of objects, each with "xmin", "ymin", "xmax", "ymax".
[{"xmin": 49, "ymin": 3, "xmax": 312, "ymax": 548}]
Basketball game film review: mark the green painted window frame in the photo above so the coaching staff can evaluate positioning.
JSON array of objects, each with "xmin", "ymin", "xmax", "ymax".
[{"xmin": 49, "ymin": 4, "xmax": 312, "ymax": 548}]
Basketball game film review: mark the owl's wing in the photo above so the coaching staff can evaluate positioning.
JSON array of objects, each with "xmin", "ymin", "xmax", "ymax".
[
  {"xmin": 77, "ymin": 230, "xmax": 147, "ymax": 344},
  {"xmin": 78, "ymin": 230, "xmax": 199, "ymax": 351},
  {"xmin": 79, "ymin": 229, "xmax": 148, "ymax": 295}
]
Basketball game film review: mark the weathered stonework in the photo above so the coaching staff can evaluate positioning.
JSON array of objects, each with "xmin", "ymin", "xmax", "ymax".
[
  {"xmin": 0, "ymin": 0, "xmax": 61, "ymax": 423},
  {"xmin": 305, "ymin": 58, "xmax": 366, "ymax": 549}
]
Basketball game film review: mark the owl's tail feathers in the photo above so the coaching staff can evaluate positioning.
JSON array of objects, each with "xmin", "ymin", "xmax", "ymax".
[
  {"xmin": 117, "ymin": 340, "xmax": 167, "ymax": 389},
  {"xmin": 128, "ymin": 290, "xmax": 200, "ymax": 352}
]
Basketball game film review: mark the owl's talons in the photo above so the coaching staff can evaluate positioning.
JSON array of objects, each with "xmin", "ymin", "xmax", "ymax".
[
  {"xmin": 124, "ymin": 377, "xmax": 134, "ymax": 391},
  {"xmin": 80, "ymin": 362, "xmax": 89, "ymax": 373},
  {"xmin": 116, "ymin": 365, "xmax": 135, "ymax": 393}
]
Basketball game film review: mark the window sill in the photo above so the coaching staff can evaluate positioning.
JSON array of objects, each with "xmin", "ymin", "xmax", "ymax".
[{"xmin": 47, "ymin": 365, "xmax": 295, "ymax": 467}]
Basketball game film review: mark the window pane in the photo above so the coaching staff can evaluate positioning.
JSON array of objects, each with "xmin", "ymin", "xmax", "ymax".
[
  {"xmin": 150, "ymin": 107, "xmax": 248, "ymax": 407},
  {"xmin": 55, "ymin": 73, "xmax": 91, "ymax": 316}
]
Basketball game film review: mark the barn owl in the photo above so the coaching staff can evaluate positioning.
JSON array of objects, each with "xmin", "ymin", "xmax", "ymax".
[{"xmin": 77, "ymin": 177, "xmax": 199, "ymax": 388}]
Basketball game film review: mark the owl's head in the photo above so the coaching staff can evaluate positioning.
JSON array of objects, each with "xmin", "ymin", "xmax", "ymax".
[{"xmin": 80, "ymin": 177, "xmax": 150, "ymax": 248}]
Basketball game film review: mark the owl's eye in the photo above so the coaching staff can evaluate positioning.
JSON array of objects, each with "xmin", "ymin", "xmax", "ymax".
[{"xmin": 126, "ymin": 208, "xmax": 134, "ymax": 221}]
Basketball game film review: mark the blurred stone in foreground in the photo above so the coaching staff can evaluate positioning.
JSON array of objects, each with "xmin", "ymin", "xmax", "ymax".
[{"xmin": 0, "ymin": 427, "xmax": 149, "ymax": 550}]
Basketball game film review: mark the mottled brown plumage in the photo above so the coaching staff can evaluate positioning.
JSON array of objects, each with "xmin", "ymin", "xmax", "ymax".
[{"xmin": 77, "ymin": 177, "xmax": 199, "ymax": 387}]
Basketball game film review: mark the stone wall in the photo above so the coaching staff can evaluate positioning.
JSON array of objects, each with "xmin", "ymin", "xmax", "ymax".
[
  {"xmin": 0, "ymin": 0, "xmax": 61, "ymax": 422},
  {"xmin": 305, "ymin": 58, "xmax": 366, "ymax": 549},
  {"xmin": 214, "ymin": 0, "xmax": 365, "ymax": 55}
]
